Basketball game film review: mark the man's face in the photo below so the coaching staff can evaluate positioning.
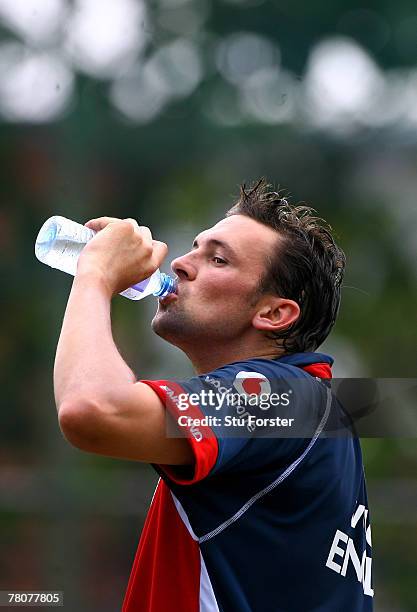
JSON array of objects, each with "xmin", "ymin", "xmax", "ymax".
[{"xmin": 152, "ymin": 214, "xmax": 280, "ymax": 349}]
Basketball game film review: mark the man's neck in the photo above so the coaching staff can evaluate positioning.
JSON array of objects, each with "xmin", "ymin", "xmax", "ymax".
[{"xmin": 187, "ymin": 344, "xmax": 284, "ymax": 375}]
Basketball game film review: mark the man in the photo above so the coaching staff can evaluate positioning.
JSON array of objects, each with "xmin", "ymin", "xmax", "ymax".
[{"xmin": 54, "ymin": 179, "xmax": 373, "ymax": 611}]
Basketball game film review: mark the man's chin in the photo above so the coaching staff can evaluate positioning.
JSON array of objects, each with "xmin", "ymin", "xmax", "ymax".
[
  {"xmin": 151, "ymin": 311, "xmax": 168, "ymax": 339},
  {"xmin": 151, "ymin": 305, "xmax": 196, "ymax": 346},
  {"xmin": 151, "ymin": 308, "xmax": 183, "ymax": 342}
]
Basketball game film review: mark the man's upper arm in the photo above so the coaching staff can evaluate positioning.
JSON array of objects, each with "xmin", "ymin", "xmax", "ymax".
[{"xmin": 58, "ymin": 381, "xmax": 194, "ymax": 465}]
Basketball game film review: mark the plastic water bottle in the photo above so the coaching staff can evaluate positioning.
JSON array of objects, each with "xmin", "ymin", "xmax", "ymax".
[{"xmin": 34, "ymin": 215, "xmax": 177, "ymax": 301}]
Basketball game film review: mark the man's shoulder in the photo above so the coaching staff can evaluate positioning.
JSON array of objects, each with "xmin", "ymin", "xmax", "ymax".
[{"xmin": 203, "ymin": 351, "xmax": 333, "ymax": 382}]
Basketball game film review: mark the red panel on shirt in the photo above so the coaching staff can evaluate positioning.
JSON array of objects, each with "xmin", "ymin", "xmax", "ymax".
[{"xmin": 122, "ymin": 480, "xmax": 201, "ymax": 612}]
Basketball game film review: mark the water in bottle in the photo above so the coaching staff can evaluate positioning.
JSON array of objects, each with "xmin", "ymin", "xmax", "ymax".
[{"xmin": 34, "ymin": 215, "xmax": 176, "ymax": 301}]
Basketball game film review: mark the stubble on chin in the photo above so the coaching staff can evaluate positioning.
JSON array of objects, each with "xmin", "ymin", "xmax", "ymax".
[{"xmin": 151, "ymin": 304, "xmax": 197, "ymax": 343}]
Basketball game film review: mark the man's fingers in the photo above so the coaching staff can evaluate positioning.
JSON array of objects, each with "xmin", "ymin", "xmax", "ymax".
[
  {"xmin": 119, "ymin": 220, "xmax": 155, "ymax": 253},
  {"xmin": 84, "ymin": 216, "xmax": 166, "ymax": 266},
  {"xmin": 123, "ymin": 218, "xmax": 140, "ymax": 229},
  {"xmin": 138, "ymin": 225, "xmax": 153, "ymax": 244},
  {"xmin": 84, "ymin": 216, "xmax": 122, "ymax": 231},
  {"xmin": 152, "ymin": 240, "xmax": 168, "ymax": 266},
  {"xmin": 85, "ymin": 217, "xmax": 147, "ymax": 238}
]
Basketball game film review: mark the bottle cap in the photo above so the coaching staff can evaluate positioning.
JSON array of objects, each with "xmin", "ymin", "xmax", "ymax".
[{"xmin": 154, "ymin": 273, "xmax": 177, "ymax": 297}]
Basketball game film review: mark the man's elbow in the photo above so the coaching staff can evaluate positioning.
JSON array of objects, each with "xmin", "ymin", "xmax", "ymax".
[{"xmin": 58, "ymin": 400, "xmax": 102, "ymax": 452}]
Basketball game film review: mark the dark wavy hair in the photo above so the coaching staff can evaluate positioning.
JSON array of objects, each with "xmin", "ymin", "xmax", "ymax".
[{"xmin": 226, "ymin": 179, "xmax": 346, "ymax": 354}]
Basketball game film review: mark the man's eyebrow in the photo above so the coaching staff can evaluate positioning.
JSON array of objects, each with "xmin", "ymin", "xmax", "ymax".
[{"xmin": 192, "ymin": 237, "xmax": 237, "ymax": 258}]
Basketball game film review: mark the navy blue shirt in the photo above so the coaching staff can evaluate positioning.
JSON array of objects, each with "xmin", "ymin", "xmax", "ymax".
[{"xmin": 123, "ymin": 353, "xmax": 374, "ymax": 612}]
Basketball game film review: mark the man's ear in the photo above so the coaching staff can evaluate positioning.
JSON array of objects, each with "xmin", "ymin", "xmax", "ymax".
[{"xmin": 252, "ymin": 296, "xmax": 300, "ymax": 333}]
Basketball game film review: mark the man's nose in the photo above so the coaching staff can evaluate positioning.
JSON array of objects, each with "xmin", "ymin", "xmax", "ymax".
[{"xmin": 171, "ymin": 253, "xmax": 197, "ymax": 281}]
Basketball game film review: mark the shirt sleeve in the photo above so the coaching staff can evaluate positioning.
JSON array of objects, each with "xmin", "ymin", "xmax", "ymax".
[
  {"xmin": 141, "ymin": 359, "xmax": 326, "ymax": 487},
  {"xmin": 141, "ymin": 378, "xmax": 220, "ymax": 485}
]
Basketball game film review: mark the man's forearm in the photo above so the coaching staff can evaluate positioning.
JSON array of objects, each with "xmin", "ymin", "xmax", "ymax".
[{"xmin": 54, "ymin": 271, "xmax": 137, "ymax": 411}]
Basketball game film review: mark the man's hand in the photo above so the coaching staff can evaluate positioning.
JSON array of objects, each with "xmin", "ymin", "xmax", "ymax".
[
  {"xmin": 54, "ymin": 214, "xmax": 193, "ymax": 465},
  {"xmin": 77, "ymin": 216, "xmax": 168, "ymax": 297}
]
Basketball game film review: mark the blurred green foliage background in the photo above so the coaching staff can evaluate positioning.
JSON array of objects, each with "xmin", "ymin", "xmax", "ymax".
[{"xmin": 0, "ymin": 0, "xmax": 416, "ymax": 610}]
